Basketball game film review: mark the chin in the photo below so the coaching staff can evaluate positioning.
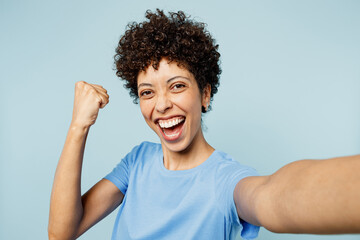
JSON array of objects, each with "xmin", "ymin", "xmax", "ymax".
[{"xmin": 160, "ymin": 140, "xmax": 193, "ymax": 154}]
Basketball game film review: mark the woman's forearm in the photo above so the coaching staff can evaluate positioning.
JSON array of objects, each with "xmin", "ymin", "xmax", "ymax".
[
  {"xmin": 257, "ymin": 155, "xmax": 360, "ymax": 234},
  {"xmin": 48, "ymin": 124, "xmax": 89, "ymax": 240},
  {"xmin": 48, "ymin": 82, "xmax": 110, "ymax": 239}
]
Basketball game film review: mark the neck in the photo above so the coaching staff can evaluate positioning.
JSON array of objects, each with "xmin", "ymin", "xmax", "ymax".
[{"xmin": 162, "ymin": 130, "xmax": 214, "ymax": 171}]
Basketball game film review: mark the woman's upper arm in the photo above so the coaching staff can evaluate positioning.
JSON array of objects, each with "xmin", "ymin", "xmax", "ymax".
[
  {"xmin": 76, "ymin": 179, "xmax": 124, "ymax": 238},
  {"xmin": 233, "ymin": 175, "xmax": 270, "ymax": 227}
]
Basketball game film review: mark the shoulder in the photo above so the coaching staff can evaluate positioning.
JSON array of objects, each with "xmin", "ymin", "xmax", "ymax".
[
  {"xmin": 123, "ymin": 141, "xmax": 162, "ymax": 166},
  {"xmin": 212, "ymin": 150, "xmax": 258, "ymax": 177},
  {"xmin": 211, "ymin": 151, "xmax": 259, "ymax": 226},
  {"xmin": 106, "ymin": 141, "xmax": 161, "ymax": 177},
  {"xmin": 126, "ymin": 141, "xmax": 161, "ymax": 158},
  {"xmin": 211, "ymin": 150, "xmax": 258, "ymax": 195}
]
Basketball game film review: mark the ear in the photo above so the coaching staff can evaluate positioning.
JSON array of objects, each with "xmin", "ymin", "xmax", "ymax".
[{"xmin": 201, "ymin": 84, "xmax": 211, "ymax": 111}]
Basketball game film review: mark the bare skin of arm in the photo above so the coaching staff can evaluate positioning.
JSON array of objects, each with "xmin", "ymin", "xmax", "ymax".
[
  {"xmin": 48, "ymin": 81, "xmax": 124, "ymax": 240},
  {"xmin": 234, "ymin": 154, "xmax": 360, "ymax": 234}
]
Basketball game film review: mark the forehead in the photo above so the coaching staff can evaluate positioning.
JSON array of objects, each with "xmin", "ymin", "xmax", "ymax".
[{"xmin": 137, "ymin": 59, "xmax": 193, "ymax": 85}]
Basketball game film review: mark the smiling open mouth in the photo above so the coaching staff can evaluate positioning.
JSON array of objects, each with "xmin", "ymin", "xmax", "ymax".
[{"xmin": 158, "ymin": 117, "xmax": 185, "ymax": 140}]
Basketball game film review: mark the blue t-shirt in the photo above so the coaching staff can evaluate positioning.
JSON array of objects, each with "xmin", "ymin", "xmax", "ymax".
[{"xmin": 105, "ymin": 142, "xmax": 260, "ymax": 240}]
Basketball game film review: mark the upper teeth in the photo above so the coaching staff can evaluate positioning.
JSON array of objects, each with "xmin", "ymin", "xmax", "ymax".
[{"xmin": 158, "ymin": 117, "xmax": 184, "ymax": 128}]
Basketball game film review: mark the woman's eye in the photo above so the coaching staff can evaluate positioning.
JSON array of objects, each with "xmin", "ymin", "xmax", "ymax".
[
  {"xmin": 172, "ymin": 83, "xmax": 186, "ymax": 91},
  {"xmin": 140, "ymin": 90, "xmax": 153, "ymax": 97}
]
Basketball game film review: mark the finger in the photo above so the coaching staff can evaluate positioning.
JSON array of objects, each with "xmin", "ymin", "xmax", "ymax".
[
  {"xmin": 75, "ymin": 81, "xmax": 88, "ymax": 92},
  {"xmin": 97, "ymin": 90, "xmax": 109, "ymax": 103},
  {"xmin": 91, "ymin": 83, "xmax": 102, "ymax": 88},
  {"xmin": 97, "ymin": 92, "xmax": 109, "ymax": 109},
  {"xmin": 91, "ymin": 84, "xmax": 108, "ymax": 94}
]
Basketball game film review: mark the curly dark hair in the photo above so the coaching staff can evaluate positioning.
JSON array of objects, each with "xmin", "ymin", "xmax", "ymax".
[{"xmin": 114, "ymin": 9, "xmax": 221, "ymax": 112}]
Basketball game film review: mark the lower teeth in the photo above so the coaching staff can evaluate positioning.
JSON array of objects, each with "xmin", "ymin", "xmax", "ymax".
[{"xmin": 164, "ymin": 133, "xmax": 178, "ymax": 137}]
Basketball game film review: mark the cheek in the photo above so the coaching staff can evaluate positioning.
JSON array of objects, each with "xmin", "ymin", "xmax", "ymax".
[
  {"xmin": 178, "ymin": 94, "xmax": 201, "ymax": 114},
  {"xmin": 139, "ymin": 101, "xmax": 151, "ymax": 120},
  {"xmin": 175, "ymin": 91, "xmax": 202, "ymax": 109},
  {"xmin": 174, "ymin": 93, "xmax": 202, "ymax": 123}
]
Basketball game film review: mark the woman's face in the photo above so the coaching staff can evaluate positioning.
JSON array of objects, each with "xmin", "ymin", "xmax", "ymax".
[{"xmin": 137, "ymin": 59, "xmax": 210, "ymax": 153}]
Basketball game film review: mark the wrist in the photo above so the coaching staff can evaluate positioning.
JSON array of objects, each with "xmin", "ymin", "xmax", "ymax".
[
  {"xmin": 69, "ymin": 120, "xmax": 91, "ymax": 131},
  {"xmin": 68, "ymin": 122, "xmax": 90, "ymax": 140}
]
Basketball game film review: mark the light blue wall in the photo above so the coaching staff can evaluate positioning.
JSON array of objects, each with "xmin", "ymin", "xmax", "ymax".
[{"xmin": 0, "ymin": 0, "xmax": 359, "ymax": 239}]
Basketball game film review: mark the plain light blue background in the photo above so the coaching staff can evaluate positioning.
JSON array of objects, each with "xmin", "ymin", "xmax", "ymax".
[{"xmin": 0, "ymin": 0, "xmax": 359, "ymax": 239}]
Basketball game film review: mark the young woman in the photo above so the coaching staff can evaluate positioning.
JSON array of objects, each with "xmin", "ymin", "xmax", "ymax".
[{"xmin": 48, "ymin": 9, "xmax": 360, "ymax": 240}]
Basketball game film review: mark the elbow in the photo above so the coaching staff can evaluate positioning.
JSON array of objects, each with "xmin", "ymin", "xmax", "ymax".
[
  {"xmin": 48, "ymin": 224, "xmax": 76, "ymax": 240},
  {"xmin": 47, "ymin": 222, "xmax": 57, "ymax": 240},
  {"xmin": 48, "ymin": 207, "xmax": 83, "ymax": 240},
  {"xmin": 47, "ymin": 227, "xmax": 61, "ymax": 240},
  {"xmin": 48, "ymin": 232, "xmax": 75, "ymax": 240},
  {"xmin": 48, "ymin": 231, "xmax": 62, "ymax": 240}
]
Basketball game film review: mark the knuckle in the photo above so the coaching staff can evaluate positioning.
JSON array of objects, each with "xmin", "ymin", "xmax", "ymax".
[
  {"xmin": 76, "ymin": 81, "xmax": 85, "ymax": 86},
  {"xmin": 75, "ymin": 81, "xmax": 87, "ymax": 91},
  {"xmin": 89, "ymin": 88, "xmax": 97, "ymax": 95}
]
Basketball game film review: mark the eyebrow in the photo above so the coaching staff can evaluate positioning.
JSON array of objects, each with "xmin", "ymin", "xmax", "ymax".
[{"xmin": 137, "ymin": 76, "xmax": 190, "ymax": 88}]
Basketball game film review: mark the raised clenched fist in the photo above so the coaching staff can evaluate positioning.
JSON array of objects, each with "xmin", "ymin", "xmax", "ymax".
[{"xmin": 71, "ymin": 81, "xmax": 109, "ymax": 128}]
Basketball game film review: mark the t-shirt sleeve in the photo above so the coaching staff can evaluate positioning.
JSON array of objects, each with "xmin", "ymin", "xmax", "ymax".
[
  {"xmin": 229, "ymin": 165, "xmax": 260, "ymax": 239},
  {"xmin": 104, "ymin": 144, "xmax": 141, "ymax": 195},
  {"xmin": 217, "ymin": 157, "xmax": 260, "ymax": 240}
]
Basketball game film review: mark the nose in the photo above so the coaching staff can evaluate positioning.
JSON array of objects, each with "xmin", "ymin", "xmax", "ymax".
[{"xmin": 155, "ymin": 92, "xmax": 172, "ymax": 113}]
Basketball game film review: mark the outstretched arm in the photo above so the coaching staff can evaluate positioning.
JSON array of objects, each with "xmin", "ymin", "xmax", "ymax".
[
  {"xmin": 48, "ymin": 82, "xmax": 123, "ymax": 240},
  {"xmin": 234, "ymin": 154, "xmax": 360, "ymax": 234}
]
